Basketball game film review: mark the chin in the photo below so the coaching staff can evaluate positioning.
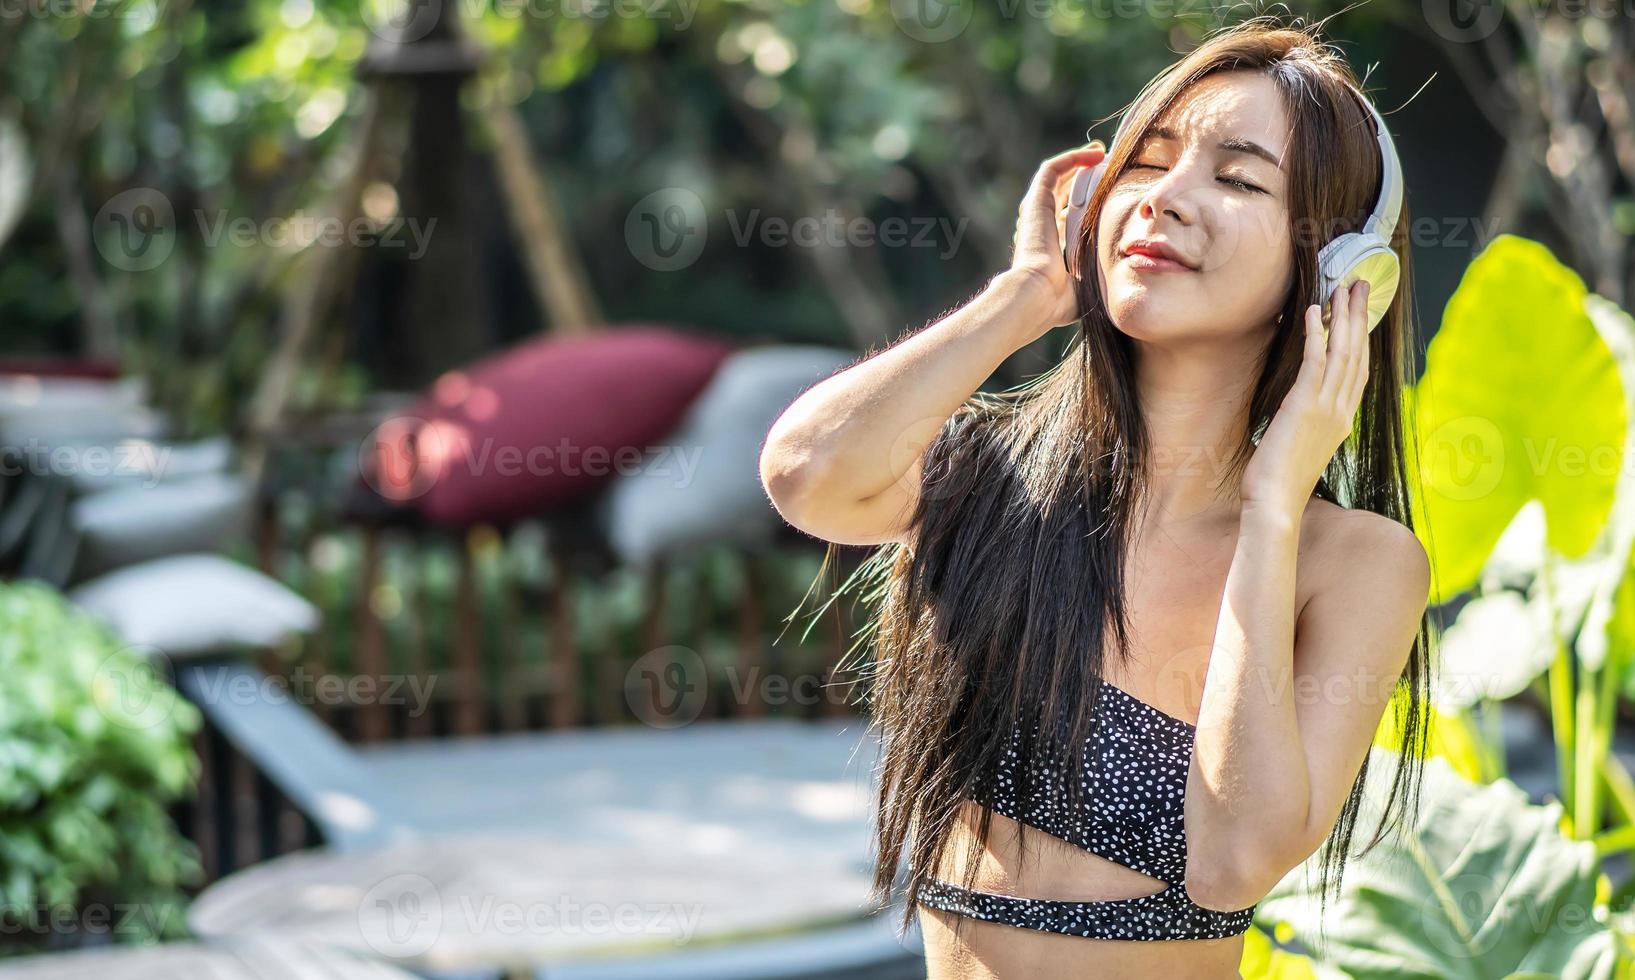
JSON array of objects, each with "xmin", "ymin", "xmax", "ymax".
[{"xmin": 1102, "ymin": 293, "xmax": 1190, "ymax": 340}]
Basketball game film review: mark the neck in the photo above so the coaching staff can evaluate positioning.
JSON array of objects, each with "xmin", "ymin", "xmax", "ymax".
[{"xmin": 1129, "ymin": 337, "xmax": 1259, "ymax": 527}]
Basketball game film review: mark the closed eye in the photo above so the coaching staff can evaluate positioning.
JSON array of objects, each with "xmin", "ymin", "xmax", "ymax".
[{"xmin": 1131, "ymin": 162, "xmax": 1265, "ymax": 194}]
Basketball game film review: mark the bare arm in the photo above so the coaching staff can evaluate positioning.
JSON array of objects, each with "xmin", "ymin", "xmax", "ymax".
[
  {"xmin": 759, "ymin": 269, "xmax": 1054, "ymax": 547},
  {"xmin": 759, "ymin": 145, "xmax": 1106, "ymax": 549},
  {"xmin": 1182, "ymin": 283, "xmax": 1431, "ymax": 912}
]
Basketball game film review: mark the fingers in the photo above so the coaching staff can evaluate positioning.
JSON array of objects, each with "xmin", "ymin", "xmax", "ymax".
[
  {"xmin": 1053, "ymin": 167, "xmax": 1079, "ymax": 245},
  {"xmin": 1318, "ymin": 279, "xmax": 1352, "ymax": 405},
  {"xmin": 1025, "ymin": 145, "xmax": 1105, "ymax": 220},
  {"xmin": 1054, "ymin": 160, "xmax": 1083, "ymax": 204},
  {"xmin": 1342, "ymin": 280, "xmax": 1372, "ymax": 403},
  {"xmin": 1299, "ymin": 302, "xmax": 1327, "ymax": 394},
  {"xmin": 1317, "ymin": 279, "xmax": 1371, "ymax": 410},
  {"xmin": 1316, "ymin": 281, "xmax": 1347, "ymax": 405},
  {"xmin": 1016, "ymin": 144, "xmax": 1105, "ymax": 258},
  {"xmin": 1042, "ymin": 143, "xmax": 1107, "ymax": 177}
]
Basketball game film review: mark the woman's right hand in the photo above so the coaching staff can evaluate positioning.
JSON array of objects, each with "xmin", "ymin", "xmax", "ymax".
[{"xmin": 1008, "ymin": 143, "xmax": 1107, "ymax": 335}]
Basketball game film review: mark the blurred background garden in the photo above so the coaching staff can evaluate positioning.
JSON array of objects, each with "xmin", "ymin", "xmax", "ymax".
[{"xmin": 4, "ymin": 0, "xmax": 1635, "ymax": 976}]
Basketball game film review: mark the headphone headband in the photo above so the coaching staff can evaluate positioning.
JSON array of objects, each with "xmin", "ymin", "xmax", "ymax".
[{"xmin": 1352, "ymin": 92, "xmax": 1402, "ymax": 246}]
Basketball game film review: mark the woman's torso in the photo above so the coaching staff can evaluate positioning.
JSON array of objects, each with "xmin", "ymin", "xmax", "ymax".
[{"xmin": 917, "ymin": 497, "xmax": 1338, "ymax": 980}]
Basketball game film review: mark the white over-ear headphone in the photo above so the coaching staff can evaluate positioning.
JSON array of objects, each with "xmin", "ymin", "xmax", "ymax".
[{"xmin": 1062, "ymin": 88, "xmax": 1403, "ymax": 333}]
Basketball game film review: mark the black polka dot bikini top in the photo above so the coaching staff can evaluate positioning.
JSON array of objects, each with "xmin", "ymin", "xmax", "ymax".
[{"xmin": 913, "ymin": 678, "xmax": 1259, "ymax": 941}]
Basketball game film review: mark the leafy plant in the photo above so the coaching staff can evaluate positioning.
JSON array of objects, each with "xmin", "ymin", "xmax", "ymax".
[
  {"xmin": 1255, "ymin": 749, "xmax": 1623, "ymax": 979},
  {"xmin": 1245, "ymin": 235, "xmax": 1635, "ymax": 975},
  {"xmin": 0, "ymin": 581, "xmax": 202, "ymax": 954},
  {"xmin": 1407, "ymin": 236, "xmax": 1635, "ymax": 844}
]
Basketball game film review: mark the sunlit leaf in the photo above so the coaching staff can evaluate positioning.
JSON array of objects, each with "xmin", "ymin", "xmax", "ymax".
[
  {"xmin": 1411, "ymin": 235, "xmax": 1625, "ymax": 602},
  {"xmin": 1259, "ymin": 749, "xmax": 1617, "ymax": 979}
]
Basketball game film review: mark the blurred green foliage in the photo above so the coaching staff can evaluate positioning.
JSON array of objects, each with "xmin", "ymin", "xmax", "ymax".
[
  {"xmin": 0, "ymin": 0, "xmax": 1399, "ymax": 435},
  {"xmin": 0, "ymin": 580, "xmax": 202, "ymax": 954}
]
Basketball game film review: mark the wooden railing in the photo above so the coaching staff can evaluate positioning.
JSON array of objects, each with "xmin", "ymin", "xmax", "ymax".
[
  {"xmin": 170, "ymin": 694, "xmax": 321, "ymax": 886},
  {"xmin": 169, "ymin": 421, "xmax": 873, "ymax": 884}
]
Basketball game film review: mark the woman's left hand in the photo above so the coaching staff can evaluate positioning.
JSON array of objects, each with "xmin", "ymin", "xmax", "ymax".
[{"xmin": 1241, "ymin": 279, "xmax": 1372, "ymax": 517}]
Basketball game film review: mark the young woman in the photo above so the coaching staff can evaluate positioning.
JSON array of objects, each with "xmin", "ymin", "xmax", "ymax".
[{"xmin": 760, "ymin": 17, "xmax": 1435, "ymax": 978}]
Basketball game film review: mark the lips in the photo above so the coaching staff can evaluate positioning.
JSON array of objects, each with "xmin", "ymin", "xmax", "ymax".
[{"xmin": 1122, "ymin": 239, "xmax": 1198, "ymax": 271}]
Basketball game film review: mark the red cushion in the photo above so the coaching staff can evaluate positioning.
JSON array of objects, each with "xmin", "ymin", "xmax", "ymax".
[
  {"xmin": 0, "ymin": 357, "xmax": 123, "ymax": 379},
  {"xmin": 363, "ymin": 326, "xmax": 735, "ymax": 527}
]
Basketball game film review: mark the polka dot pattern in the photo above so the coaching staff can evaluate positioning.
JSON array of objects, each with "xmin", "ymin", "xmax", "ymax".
[{"xmin": 914, "ymin": 680, "xmax": 1258, "ymax": 940}]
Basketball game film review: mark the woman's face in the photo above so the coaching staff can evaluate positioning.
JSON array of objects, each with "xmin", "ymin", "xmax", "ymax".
[{"xmin": 1094, "ymin": 70, "xmax": 1294, "ymax": 344}]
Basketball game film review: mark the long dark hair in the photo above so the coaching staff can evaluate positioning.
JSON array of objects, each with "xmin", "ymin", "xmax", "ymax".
[{"xmin": 800, "ymin": 15, "xmax": 1436, "ymax": 950}]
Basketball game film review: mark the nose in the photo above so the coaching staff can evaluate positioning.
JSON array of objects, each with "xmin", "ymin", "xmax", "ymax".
[{"xmin": 1136, "ymin": 159, "xmax": 1198, "ymax": 228}]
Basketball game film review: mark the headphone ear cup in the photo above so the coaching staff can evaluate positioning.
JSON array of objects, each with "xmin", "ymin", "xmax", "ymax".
[
  {"xmin": 1063, "ymin": 164, "xmax": 1103, "ymax": 278},
  {"xmin": 1317, "ymin": 234, "xmax": 1400, "ymax": 333},
  {"xmin": 1353, "ymin": 249, "xmax": 1400, "ymax": 333}
]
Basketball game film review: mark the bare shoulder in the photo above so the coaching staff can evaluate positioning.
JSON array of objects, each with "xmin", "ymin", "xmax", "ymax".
[{"xmin": 1296, "ymin": 499, "xmax": 1431, "ymax": 619}]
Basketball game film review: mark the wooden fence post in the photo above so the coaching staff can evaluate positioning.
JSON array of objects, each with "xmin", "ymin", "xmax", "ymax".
[
  {"xmin": 453, "ymin": 528, "xmax": 483, "ymax": 735},
  {"xmin": 548, "ymin": 544, "xmax": 579, "ymax": 729},
  {"xmin": 355, "ymin": 526, "xmax": 388, "ymax": 742}
]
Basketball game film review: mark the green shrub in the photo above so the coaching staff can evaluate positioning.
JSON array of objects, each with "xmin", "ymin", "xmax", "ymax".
[{"xmin": 0, "ymin": 581, "xmax": 202, "ymax": 953}]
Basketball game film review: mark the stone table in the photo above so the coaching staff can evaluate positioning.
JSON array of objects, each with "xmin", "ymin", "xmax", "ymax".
[
  {"xmin": 186, "ymin": 832, "xmax": 886, "ymax": 977},
  {"xmin": 0, "ymin": 938, "xmax": 418, "ymax": 979}
]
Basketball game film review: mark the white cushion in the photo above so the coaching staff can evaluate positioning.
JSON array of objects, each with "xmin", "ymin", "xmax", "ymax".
[
  {"xmin": 69, "ymin": 554, "xmax": 318, "ymax": 658},
  {"xmin": 47, "ymin": 435, "xmax": 233, "ymax": 494},
  {"xmin": 70, "ymin": 471, "xmax": 252, "ymax": 577},
  {"xmin": 601, "ymin": 345, "xmax": 854, "ymax": 565},
  {"xmin": 0, "ymin": 375, "xmax": 147, "ymax": 411},
  {"xmin": 0, "ymin": 376, "xmax": 166, "ymax": 445}
]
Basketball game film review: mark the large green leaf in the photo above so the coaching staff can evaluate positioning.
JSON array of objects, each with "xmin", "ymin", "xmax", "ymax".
[
  {"xmin": 1565, "ymin": 295, "xmax": 1635, "ymax": 672},
  {"xmin": 1411, "ymin": 235, "xmax": 1626, "ymax": 602},
  {"xmin": 1256, "ymin": 748, "xmax": 1618, "ymax": 979}
]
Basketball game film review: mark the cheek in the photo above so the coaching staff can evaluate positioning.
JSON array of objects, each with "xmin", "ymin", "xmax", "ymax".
[
  {"xmin": 1092, "ymin": 213, "xmax": 1128, "ymax": 294},
  {"xmin": 1215, "ymin": 207, "xmax": 1288, "ymax": 269},
  {"xmin": 1213, "ymin": 220, "xmax": 1294, "ymax": 321}
]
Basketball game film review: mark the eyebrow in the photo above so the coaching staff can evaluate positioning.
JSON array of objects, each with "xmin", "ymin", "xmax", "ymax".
[{"xmin": 1144, "ymin": 125, "xmax": 1284, "ymax": 170}]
